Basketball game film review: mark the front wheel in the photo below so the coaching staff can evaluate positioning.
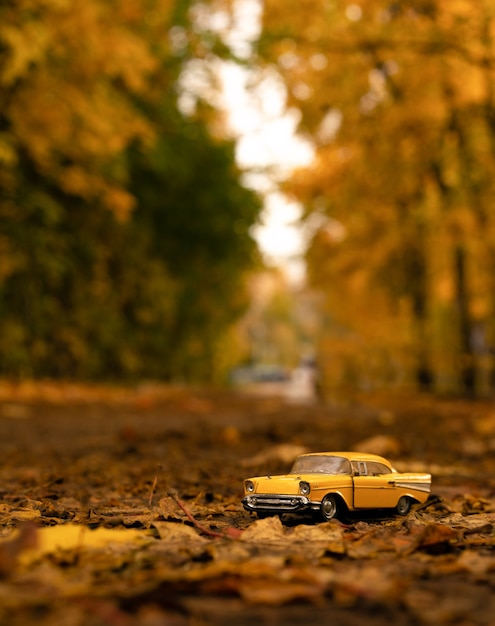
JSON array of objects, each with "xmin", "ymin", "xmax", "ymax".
[
  {"xmin": 320, "ymin": 494, "xmax": 339, "ymax": 521},
  {"xmin": 396, "ymin": 496, "xmax": 412, "ymax": 516}
]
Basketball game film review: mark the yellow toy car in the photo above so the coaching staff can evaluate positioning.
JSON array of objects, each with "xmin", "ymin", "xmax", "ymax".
[{"xmin": 242, "ymin": 451, "xmax": 431, "ymax": 521}]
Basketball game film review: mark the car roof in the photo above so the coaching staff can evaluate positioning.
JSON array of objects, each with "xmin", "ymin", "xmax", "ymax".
[{"xmin": 296, "ymin": 451, "xmax": 392, "ymax": 465}]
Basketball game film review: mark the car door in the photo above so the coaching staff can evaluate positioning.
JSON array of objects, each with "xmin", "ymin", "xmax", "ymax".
[{"xmin": 352, "ymin": 461, "xmax": 398, "ymax": 509}]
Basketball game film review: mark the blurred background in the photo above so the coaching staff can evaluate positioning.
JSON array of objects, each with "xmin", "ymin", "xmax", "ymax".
[{"xmin": 2, "ymin": 0, "xmax": 495, "ymax": 401}]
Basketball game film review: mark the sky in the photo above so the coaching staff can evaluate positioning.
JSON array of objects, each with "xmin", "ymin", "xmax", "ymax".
[
  {"xmin": 213, "ymin": 0, "xmax": 315, "ymax": 283},
  {"xmin": 179, "ymin": 0, "xmax": 315, "ymax": 283},
  {"xmin": 218, "ymin": 62, "xmax": 314, "ymax": 283}
]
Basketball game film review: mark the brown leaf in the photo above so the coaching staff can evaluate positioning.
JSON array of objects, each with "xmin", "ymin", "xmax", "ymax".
[
  {"xmin": 241, "ymin": 516, "xmax": 286, "ymax": 543},
  {"xmin": 456, "ymin": 549, "xmax": 495, "ymax": 577},
  {"xmin": 333, "ymin": 563, "xmax": 406, "ymax": 605},
  {"xmin": 290, "ymin": 522, "xmax": 346, "ymax": 555},
  {"xmin": 239, "ymin": 579, "xmax": 325, "ymax": 605},
  {"xmin": 401, "ymin": 523, "xmax": 459, "ymax": 555},
  {"xmin": 346, "ymin": 527, "xmax": 399, "ymax": 559},
  {"xmin": 152, "ymin": 522, "xmax": 207, "ymax": 544},
  {"xmin": 0, "ymin": 524, "xmax": 38, "ymax": 576}
]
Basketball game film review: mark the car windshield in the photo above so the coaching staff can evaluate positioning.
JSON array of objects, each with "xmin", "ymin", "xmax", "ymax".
[{"xmin": 290, "ymin": 455, "xmax": 352, "ymax": 475}]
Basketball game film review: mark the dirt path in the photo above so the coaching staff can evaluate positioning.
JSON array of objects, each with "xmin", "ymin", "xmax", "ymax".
[{"xmin": 0, "ymin": 387, "xmax": 494, "ymax": 625}]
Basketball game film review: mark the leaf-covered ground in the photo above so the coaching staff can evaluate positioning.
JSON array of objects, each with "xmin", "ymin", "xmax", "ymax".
[{"xmin": 0, "ymin": 383, "xmax": 494, "ymax": 626}]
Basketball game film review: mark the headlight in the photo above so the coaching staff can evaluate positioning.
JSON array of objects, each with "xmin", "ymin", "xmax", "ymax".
[
  {"xmin": 245, "ymin": 480, "xmax": 255, "ymax": 493},
  {"xmin": 299, "ymin": 481, "xmax": 311, "ymax": 496}
]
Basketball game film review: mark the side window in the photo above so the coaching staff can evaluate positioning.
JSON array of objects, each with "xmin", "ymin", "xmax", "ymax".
[
  {"xmin": 367, "ymin": 462, "xmax": 391, "ymax": 476},
  {"xmin": 352, "ymin": 461, "xmax": 367, "ymax": 475}
]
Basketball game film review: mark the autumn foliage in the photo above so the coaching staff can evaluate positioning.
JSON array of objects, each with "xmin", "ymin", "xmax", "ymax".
[
  {"xmin": 0, "ymin": 388, "xmax": 494, "ymax": 624},
  {"xmin": 4, "ymin": 0, "xmax": 495, "ymax": 397},
  {"xmin": 0, "ymin": 0, "xmax": 262, "ymax": 381},
  {"xmin": 258, "ymin": 0, "xmax": 495, "ymax": 397}
]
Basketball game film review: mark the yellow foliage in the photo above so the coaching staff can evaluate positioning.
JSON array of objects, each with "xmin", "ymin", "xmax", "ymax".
[
  {"xmin": 261, "ymin": 0, "xmax": 495, "ymax": 394},
  {"xmin": 0, "ymin": 22, "xmax": 49, "ymax": 86},
  {"xmin": 0, "ymin": 0, "xmax": 173, "ymax": 217}
]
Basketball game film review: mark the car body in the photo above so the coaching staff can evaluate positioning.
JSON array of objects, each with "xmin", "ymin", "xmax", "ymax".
[{"xmin": 242, "ymin": 451, "xmax": 431, "ymax": 521}]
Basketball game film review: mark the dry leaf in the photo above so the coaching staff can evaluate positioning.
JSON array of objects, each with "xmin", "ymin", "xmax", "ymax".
[
  {"xmin": 241, "ymin": 516, "xmax": 286, "ymax": 543},
  {"xmin": 152, "ymin": 522, "xmax": 206, "ymax": 544},
  {"xmin": 239, "ymin": 579, "xmax": 325, "ymax": 605}
]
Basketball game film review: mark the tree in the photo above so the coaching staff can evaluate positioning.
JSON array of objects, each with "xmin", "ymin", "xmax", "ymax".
[
  {"xmin": 256, "ymin": 0, "xmax": 495, "ymax": 396},
  {"xmin": 128, "ymin": 108, "xmax": 262, "ymax": 381},
  {"xmin": 0, "ymin": 0, "xmax": 263, "ymax": 382}
]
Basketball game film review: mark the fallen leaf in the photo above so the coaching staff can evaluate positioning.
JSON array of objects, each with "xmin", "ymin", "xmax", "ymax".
[
  {"xmin": 17, "ymin": 524, "xmax": 152, "ymax": 566},
  {"xmin": 152, "ymin": 521, "xmax": 207, "ymax": 544},
  {"xmin": 290, "ymin": 522, "xmax": 346, "ymax": 555},
  {"xmin": 401, "ymin": 523, "xmax": 459, "ymax": 555},
  {"xmin": 0, "ymin": 524, "xmax": 38, "ymax": 576},
  {"xmin": 241, "ymin": 516, "xmax": 286, "ymax": 543},
  {"xmin": 239, "ymin": 578, "xmax": 325, "ymax": 605},
  {"xmin": 456, "ymin": 549, "xmax": 495, "ymax": 577},
  {"xmin": 333, "ymin": 563, "xmax": 406, "ymax": 605},
  {"xmin": 346, "ymin": 527, "xmax": 399, "ymax": 559}
]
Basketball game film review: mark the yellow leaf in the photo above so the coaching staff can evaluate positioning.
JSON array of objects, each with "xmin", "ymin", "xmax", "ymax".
[{"xmin": 14, "ymin": 524, "xmax": 152, "ymax": 566}]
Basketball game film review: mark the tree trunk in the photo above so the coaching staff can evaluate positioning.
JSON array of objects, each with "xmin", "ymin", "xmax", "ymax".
[
  {"xmin": 405, "ymin": 235, "xmax": 434, "ymax": 392},
  {"xmin": 454, "ymin": 245, "xmax": 476, "ymax": 396}
]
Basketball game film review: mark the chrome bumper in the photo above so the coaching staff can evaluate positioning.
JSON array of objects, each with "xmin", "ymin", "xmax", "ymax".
[{"xmin": 242, "ymin": 493, "xmax": 313, "ymax": 513}]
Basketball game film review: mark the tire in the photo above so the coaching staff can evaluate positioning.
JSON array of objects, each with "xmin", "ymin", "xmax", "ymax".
[
  {"xmin": 320, "ymin": 494, "xmax": 339, "ymax": 521},
  {"xmin": 396, "ymin": 495, "xmax": 412, "ymax": 516}
]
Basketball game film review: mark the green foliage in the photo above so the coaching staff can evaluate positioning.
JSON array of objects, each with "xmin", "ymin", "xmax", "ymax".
[
  {"xmin": 0, "ymin": 162, "xmax": 176, "ymax": 379},
  {"xmin": 0, "ymin": 0, "xmax": 263, "ymax": 382},
  {"xmin": 129, "ymin": 112, "xmax": 262, "ymax": 381}
]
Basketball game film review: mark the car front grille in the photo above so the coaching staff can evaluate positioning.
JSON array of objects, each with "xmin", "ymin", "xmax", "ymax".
[{"xmin": 242, "ymin": 494, "xmax": 310, "ymax": 512}]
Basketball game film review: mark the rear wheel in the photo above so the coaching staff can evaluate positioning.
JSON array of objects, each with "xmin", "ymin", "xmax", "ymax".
[
  {"xmin": 320, "ymin": 494, "xmax": 339, "ymax": 521},
  {"xmin": 396, "ymin": 496, "xmax": 412, "ymax": 516}
]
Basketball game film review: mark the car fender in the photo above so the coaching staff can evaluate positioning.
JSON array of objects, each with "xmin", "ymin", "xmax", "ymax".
[{"xmin": 312, "ymin": 484, "xmax": 353, "ymax": 511}]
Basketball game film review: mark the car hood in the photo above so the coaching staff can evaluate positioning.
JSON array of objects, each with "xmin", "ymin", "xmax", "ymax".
[{"xmin": 248, "ymin": 473, "xmax": 346, "ymax": 495}]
